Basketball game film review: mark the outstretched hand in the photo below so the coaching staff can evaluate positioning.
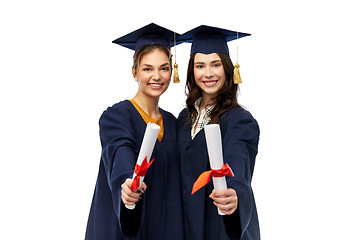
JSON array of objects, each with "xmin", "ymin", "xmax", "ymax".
[
  {"xmin": 209, "ymin": 188, "xmax": 238, "ymax": 215},
  {"xmin": 121, "ymin": 178, "xmax": 147, "ymax": 206}
]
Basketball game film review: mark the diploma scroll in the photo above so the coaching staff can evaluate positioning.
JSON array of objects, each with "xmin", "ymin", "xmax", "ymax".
[
  {"xmin": 204, "ymin": 124, "xmax": 227, "ymax": 215},
  {"xmin": 125, "ymin": 122, "xmax": 160, "ymax": 210}
]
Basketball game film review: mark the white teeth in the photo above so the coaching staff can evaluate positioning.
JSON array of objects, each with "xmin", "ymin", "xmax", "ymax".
[
  {"xmin": 150, "ymin": 83, "xmax": 161, "ymax": 87},
  {"xmin": 204, "ymin": 81, "xmax": 216, "ymax": 87}
]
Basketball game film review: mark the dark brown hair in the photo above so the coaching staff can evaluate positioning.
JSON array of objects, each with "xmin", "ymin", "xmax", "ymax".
[
  {"xmin": 132, "ymin": 44, "xmax": 172, "ymax": 73},
  {"xmin": 185, "ymin": 52, "xmax": 239, "ymax": 124}
]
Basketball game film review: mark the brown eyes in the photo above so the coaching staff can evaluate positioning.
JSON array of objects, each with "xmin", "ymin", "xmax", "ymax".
[
  {"xmin": 142, "ymin": 67, "xmax": 170, "ymax": 72},
  {"xmin": 195, "ymin": 63, "xmax": 222, "ymax": 69}
]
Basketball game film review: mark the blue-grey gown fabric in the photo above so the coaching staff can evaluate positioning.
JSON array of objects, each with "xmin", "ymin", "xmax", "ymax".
[
  {"xmin": 178, "ymin": 106, "xmax": 260, "ymax": 240},
  {"xmin": 86, "ymin": 100, "xmax": 184, "ymax": 240}
]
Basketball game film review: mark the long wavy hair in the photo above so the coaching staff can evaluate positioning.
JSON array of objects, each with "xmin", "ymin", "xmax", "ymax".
[{"xmin": 185, "ymin": 52, "xmax": 239, "ymax": 125}]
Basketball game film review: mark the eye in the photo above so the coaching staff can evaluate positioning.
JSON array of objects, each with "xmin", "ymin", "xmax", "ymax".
[
  {"xmin": 213, "ymin": 62, "xmax": 222, "ymax": 68},
  {"xmin": 143, "ymin": 67, "xmax": 152, "ymax": 72},
  {"xmin": 161, "ymin": 67, "xmax": 170, "ymax": 71},
  {"xmin": 195, "ymin": 64, "xmax": 204, "ymax": 69}
]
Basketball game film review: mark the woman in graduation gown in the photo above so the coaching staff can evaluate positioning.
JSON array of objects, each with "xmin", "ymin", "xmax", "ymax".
[
  {"xmin": 177, "ymin": 25, "xmax": 261, "ymax": 240},
  {"xmin": 85, "ymin": 23, "xmax": 184, "ymax": 240}
]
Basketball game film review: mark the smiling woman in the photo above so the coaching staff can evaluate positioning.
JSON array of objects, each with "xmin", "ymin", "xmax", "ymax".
[
  {"xmin": 177, "ymin": 25, "xmax": 260, "ymax": 240},
  {"xmin": 85, "ymin": 23, "xmax": 185, "ymax": 240},
  {"xmin": 132, "ymin": 47, "xmax": 172, "ymax": 111},
  {"xmin": 193, "ymin": 53, "xmax": 226, "ymax": 103},
  {"xmin": 186, "ymin": 50, "xmax": 239, "ymax": 125}
]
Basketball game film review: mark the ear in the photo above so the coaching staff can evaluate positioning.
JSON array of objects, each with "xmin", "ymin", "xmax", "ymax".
[{"xmin": 132, "ymin": 68, "xmax": 137, "ymax": 81}]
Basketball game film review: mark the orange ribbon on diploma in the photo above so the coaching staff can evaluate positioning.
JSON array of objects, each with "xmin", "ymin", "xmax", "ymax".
[
  {"xmin": 191, "ymin": 163, "xmax": 234, "ymax": 195},
  {"xmin": 130, "ymin": 156, "xmax": 154, "ymax": 192}
]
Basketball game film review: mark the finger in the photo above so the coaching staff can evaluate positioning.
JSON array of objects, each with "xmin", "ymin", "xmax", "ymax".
[
  {"xmin": 212, "ymin": 189, "xmax": 228, "ymax": 197},
  {"xmin": 121, "ymin": 182, "xmax": 142, "ymax": 200},
  {"xmin": 122, "ymin": 197, "xmax": 138, "ymax": 206},
  {"xmin": 121, "ymin": 183, "xmax": 136, "ymax": 195},
  {"xmin": 124, "ymin": 179, "xmax": 147, "ymax": 193},
  {"xmin": 121, "ymin": 190, "xmax": 138, "ymax": 203},
  {"xmin": 122, "ymin": 179, "xmax": 144, "ymax": 194},
  {"xmin": 212, "ymin": 188, "xmax": 236, "ymax": 197},
  {"xmin": 213, "ymin": 200, "xmax": 233, "ymax": 208},
  {"xmin": 213, "ymin": 201, "xmax": 236, "ymax": 215},
  {"xmin": 213, "ymin": 196, "xmax": 237, "ymax": 209},
  {"xmin": 124, "ymin": 178, "xmax": 133, "ymax": 186},
  {"xmin": 219, "ymin": 208, "xmax": 236, "ymax": 215},
  {"xmin": 124, "ymin": 189, "xmax": 142, "ymax": 199},
  {"xmin": 212, "ymin": 189, "xmax": 237, "ymax": 204},
  {"xmin": 209, "ymin": 189, "xmax": 215, "ymax": 199},
  {"xmin": 212, "ymin": 196, "xmax": 234, "ymax": 204},
  {"xmin": 140, "ymin": 182, "xmax": 147, "ymax": 193},
  {"xmin": 121, "ymin": 190, "xmax": 141, "ymax": 204}
]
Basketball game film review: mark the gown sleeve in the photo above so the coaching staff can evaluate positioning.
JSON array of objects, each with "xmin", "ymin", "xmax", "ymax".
[
  {"xmin": 220, "ymin": 107, "xmax": 260, "ymax": 238},
  {"xmin": 99, "ymin": 104, "xmax": 142, "ymax": 238}
]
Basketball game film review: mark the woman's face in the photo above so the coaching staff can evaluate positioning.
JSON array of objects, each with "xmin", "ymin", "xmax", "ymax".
[
  {"xmin": 133, "ymin": 48, "xmax": 171, "ymax": 99},
  {"xmin": 193, "ymin": 53, "xmax": 226, "ymax": 100}
]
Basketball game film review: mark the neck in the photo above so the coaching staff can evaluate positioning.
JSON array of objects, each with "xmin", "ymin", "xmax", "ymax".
[{"xmin": 132, "ymin": 91, "xmax": 160, "ymax": 119}]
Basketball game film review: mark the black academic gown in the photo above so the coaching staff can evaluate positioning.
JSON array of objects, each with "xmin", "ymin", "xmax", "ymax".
[
  {"xmin": 178, "ymin": 106, "xmax": 260, "ymax": 240},
  {"xmin": 86, "ymin": 100, "xmax": 184, "ymax": 240}
]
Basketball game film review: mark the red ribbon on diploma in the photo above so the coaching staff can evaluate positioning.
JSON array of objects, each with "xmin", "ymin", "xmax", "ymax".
[
  {"xmin": 130, "ymin": 156, "xmax": 154, "ymax": 192},
  {"xmin": 191, "ymin": 163, "xmax": 234, "ymax": 195}
]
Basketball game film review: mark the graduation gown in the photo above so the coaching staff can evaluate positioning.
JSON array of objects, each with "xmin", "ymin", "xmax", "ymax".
[
  {"xmin": 178, "ymin": 106, "xmax": 260, "ymax": 240},
  {"xmin": 86, "ymin": 100, "xmax": 184, "ymax": 240}
]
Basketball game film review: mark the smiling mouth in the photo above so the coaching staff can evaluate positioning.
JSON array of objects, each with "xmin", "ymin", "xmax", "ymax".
[
  {"xmin": 203, "ymin": 80, "xmax": 218, "ymax": 87},
  {"xmin": 148, "ymin": 83, "xmax": 163, "ymax": 88}
]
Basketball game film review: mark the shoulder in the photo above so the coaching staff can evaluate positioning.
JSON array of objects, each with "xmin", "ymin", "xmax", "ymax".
[
  {"xmin": 102, "ymin": 100, "xmax": 133, "ymax": 115},
  {"xmin": 220, "ymin": 106, "xmax": 260, "ymax": 138},
  {"xmin": 177, "ymin": 108, "xmax": 190, "ymax": 128},
  {"xmin": 99, "ymin": 100, "xmax": 134, "ymax": 126},
  {"xmin": 106, "ymin": 100, "xmax": 132, "ymax": 113},
  {"xmin": 177, "ymin": 108, "xmax": 189, "ymax": 122},
  {"xmin": 178, "ymin": 108, "xmax": 188, "ymax": 117},
  {"xmin": 223, "ymin": 106, "xmax": 258, "ymax": 124},
  {"xmin": 160, "ymin": 108, "xmax": 176, "ymax": 122},
  {"xmin": 98, "ymin": 100, "xmax": 138, "ymax": 145}
]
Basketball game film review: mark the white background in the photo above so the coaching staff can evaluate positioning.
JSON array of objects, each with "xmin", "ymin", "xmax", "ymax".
[{"xmin": 1, "ymin": 0, "xmax": 359, "ymax": 239}]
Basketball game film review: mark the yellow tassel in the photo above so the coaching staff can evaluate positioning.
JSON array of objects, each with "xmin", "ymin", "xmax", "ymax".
[
  {"xmin": 173, "ymin": 63, "xmax": 180, "ymax": 83},
  {"xmin": 233, "ymin": 63, "xmax": 242, "ymax": 84}
]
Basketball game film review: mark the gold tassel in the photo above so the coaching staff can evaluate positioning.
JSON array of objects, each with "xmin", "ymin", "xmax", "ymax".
[
  {"xmin": 233, "ymin": 31, "xmax": 242, "ymax": 84},
  {"xmin": 233, "ymin": 63, "xmax": 242, "ymax": 84},
  {"xmin": 173, "ymin": 32, "xmax": 180, "ymax": 83},
  {"xmin": 173, "ymin": 63, "xmax": 180, "ymax": 83}
]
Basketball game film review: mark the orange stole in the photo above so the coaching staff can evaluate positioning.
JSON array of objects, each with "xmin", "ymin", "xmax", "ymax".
[{"xmin": 129, "ymin": 99, "xmax": 164, "ymax": 142}]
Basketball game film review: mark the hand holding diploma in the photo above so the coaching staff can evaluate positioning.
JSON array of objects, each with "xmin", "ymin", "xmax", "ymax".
[
  {"xmin": 191, "ymin": 124, "xmax": 236, "ymax": 215},
  {"xmin": 209, "ymin": 188, "xmax": 238, "ymax": 215},
  {"xmin": 121, "ymin": 179, "xmax": 147, "ymax": 206},
  {"xmin": 125, "ymin": 122, "xmax": 160, "ymax": 209}
]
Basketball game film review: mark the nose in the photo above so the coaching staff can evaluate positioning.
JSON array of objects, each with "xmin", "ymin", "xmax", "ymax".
[
  {"xmin": 152, "ymin": 70, "xmax": 161, "ymax": 81},
  {"xmin": 205, "ymin": 66, "xmax": 213, "ymax": 78}
]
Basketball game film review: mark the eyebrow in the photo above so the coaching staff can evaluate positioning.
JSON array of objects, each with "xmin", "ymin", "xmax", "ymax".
[
  {"xmin": 141, "ymin": 63, "xmax": 170, "ymax": 67},
  {"xmin": 194, "ymin": 60, "xmax": 222, "ymax": 65},
  {"xmin": 160, "ymin": 63, "xmax": 170, "ymax": 67}
]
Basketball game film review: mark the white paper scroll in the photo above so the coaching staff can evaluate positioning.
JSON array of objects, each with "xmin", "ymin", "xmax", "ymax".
[
  {"xmin": 125, "ymin": 122, "xmax": 160, "ymax": 210},
  {"xmin": 204, "ymin": 124, "xmax": 227, "ymax": 215}
]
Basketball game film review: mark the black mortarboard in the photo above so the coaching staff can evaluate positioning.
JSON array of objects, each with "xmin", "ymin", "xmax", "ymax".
[
  {"xmin": 177, "ymin": 25, "xmax": 250, "ymax": 55},
  {"xmin": 112, "ymin": 23, "xmax": 180, "ymax": 52},
  {"xmin": 178, "ymin": 25, "xmax": 251, "ymax": 84}
]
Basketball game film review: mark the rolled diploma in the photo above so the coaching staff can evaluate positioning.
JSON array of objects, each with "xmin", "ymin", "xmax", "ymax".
[
  {"xmin": 204, "ymin": 124, "xmax": 227, "ymax": 215},
  {"xmin": 125, "ymin": 122, "xmax": 160, "ymax": 209}
]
